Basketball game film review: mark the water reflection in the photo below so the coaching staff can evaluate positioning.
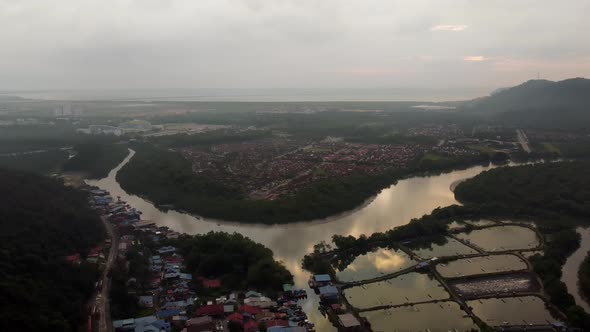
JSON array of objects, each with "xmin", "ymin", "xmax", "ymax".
[
  {"xmin": 406, "ymin": 236, "xmax": 477, "ymax": 259},
  {"xmin": 456, "ymin": 226, "xmax": 539, "ymax": 252},
  {"xmin": 437, "ymin": 254, "xmax": 528, "ymax": 278},
  {"xmin": 344, "ymin": 272, "xmax": 449, "ymax": 309},
  {"xmin": 468, "ymin": 296, "xmax": 557, "ymax": 326},
  {"xmin": 335, "ymin": 248, "xmax": 415, "ymax": 282},
  {"xmin": 360, "ymin": 302, "xmax": 478, "ymax": 332},
  {"xmin": 88, "ymin": 150, "xmax": 499, "ymax": 331}
]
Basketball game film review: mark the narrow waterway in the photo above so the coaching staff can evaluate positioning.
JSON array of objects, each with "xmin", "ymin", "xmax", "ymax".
[
  {"xmin": 562, "ymin": 227, "xmax": 590, "ymax": 313},
  {"xmin": 89, "ymin": 149, "xmax": 501, "ymax": 331}
]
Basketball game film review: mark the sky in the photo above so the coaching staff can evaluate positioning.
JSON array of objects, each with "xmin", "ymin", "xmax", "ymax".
[{"xmin": 1, "ymin": 0, "xmax": 590, "ymax": 92}]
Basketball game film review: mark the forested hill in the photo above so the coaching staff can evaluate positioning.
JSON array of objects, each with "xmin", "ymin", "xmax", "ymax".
[
  {"xmin": 454, "ymin": 161, "xmax": 590, "ymax": 219},
  {"xmin": 465, "ymin": 78, "xmax": 590, "ymax": 113},
  {"xmin": 0, "ymin": 168, "xmax": 105, "ymax": 331}
]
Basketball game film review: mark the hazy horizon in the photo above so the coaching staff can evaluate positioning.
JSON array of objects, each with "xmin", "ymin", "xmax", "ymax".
[{"xmin": 0, "ymin": 86, "xmax": 498, "ymax": 102}]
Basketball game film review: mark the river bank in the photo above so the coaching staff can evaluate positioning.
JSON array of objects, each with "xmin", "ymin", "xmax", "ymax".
[
  {"xmin": 89, "ymin": 149, "xmax": 508, "ymax": 331},
  {"xmin": 562, "ymin": 227, "xmax": 590, "ymax": 312}
]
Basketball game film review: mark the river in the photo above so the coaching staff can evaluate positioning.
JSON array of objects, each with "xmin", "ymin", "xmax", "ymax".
[
  {"xmin": 562, "ymin": 227, "xmax": 590, "ymax": 312},
  {"xmin": 88, "ymin": 149, "xmax": 504, "ymax": 331}
]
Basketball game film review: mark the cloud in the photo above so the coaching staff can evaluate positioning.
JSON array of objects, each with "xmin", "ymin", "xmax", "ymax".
[
  {"xmin": 464, "ymin": 56, "xmax": 487, "ymax": 62},
  {"xmin": 430, "ymin": 24, "xmax": 468, "ymax": 32}
]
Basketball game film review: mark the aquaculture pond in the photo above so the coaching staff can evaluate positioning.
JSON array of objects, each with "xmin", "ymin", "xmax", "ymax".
[
  {"xmin": 450, "ymin": 273, "xmax": 540, "ymax": 299},
  {"xmin": 521, "ymin": 250, "xmax": 543, "ymax": 258},
  {"xmin": 463, "ymin": 219, "xmax": 499, "ymax": 227},
  {"xmin": 468, "ymin": 296, "xmax": 558, "ymax": 326},
  {"xmin": 455, "ymin": 225, "xmax": 539, "ymax": 252},
  {"xmin": 344, "ymin": 272, "xmax": 448, "ymax": 309},
  {"xmin": 360, "ymin": 301, "xmax": 478, "ymax": 332},
  {"xmin": 437, "ymin": 254, "xmax": 528, "ymax": 278},
  {"xmin": 334, "ymin": 247, "xmax": 416, "ymax": 282},
  {"xmin": 405, "ymin": 236, "xmax": 478, "ymax": 259}
]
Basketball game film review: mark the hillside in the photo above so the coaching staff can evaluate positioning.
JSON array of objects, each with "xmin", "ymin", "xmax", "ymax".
[
  {"xmin": 0, "ymin": 169, "xmax": 105, "ymax": 331},
  {"xmin": 465, "ymin": 78, "xmax": 590, "ymax": 113}
]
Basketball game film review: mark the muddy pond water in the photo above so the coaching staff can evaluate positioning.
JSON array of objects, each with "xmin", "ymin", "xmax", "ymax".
[
  {"xmin": 334, "ymin": 247, "xmax": 416, "ymax": 282},
  {"xmin": 468, "ymin": 296, "xmax": 558, "ymax": 326},
  {"xmin": 360, "ymin": 301, "xmax": 478, "ymax": 332},
  {"xmin": 455, "ymin": 226, "xmax": 539, "ymax": 252},
  {"xmin": 437, "ymin": 254, "xmax": 528, "ymax": 278},
  {"xmin": 344, "ymin": 272, "xmax": 449, "ymax": 309}
]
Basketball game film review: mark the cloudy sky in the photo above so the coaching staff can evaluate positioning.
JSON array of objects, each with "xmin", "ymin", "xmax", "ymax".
[{"xmin": 1, "ymin": 0, "xmax": 589, "ymax": 92}]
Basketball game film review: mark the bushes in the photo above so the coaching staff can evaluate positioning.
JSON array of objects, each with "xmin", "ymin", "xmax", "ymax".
[
  {"xmin": 170, "ymin": 232, "xmax": 292, "ymax": 295},
  {"xmin": 63, "ymin": 143, "xmax": 128, "ymax": 179},
  {"xmin": 455, "ymin": 162, "xmax": 590, "ymax": 219},
  {"xmin": 0, "ymin": 169, "xmax": 104, "ymax": 331}
]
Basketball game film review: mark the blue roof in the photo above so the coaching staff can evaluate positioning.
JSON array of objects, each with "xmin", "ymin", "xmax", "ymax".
[
  {"xmin": 151, "ymin": 320, "xmax": 171, "ymax": 330},
  {"xmin": 314, "ymin": 274, "xmax": 331, "ymax": 282},
  {"xmin": 319, "ymin": 285, "xmax": 338, "ymax": 295},
  {"xmin": 157, "ymin": 309, "xmax": 181, "ymax": 318}
]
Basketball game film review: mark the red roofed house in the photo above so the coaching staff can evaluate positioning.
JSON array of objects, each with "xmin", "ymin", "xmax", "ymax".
[
  {"xmin": 88, "ymin": 246, "xmax": 103, "ymax": 257},
  {"xmin": 202, "ymin": 278, "xmax": 221, "ymax": 289},
  {"xmin": 227, "ymin": 312, "xmax": 244, "ymax": 322},
  {"xmin": 263, "ymin": 320, "xmax": 288, "ymax": 328},
  {"xmin": 65, "ymin": 253, "xmax": 81, "ymax": 265},
  {"xmin": 186, "ymin": 316, "xmax": 215, "ymax": 332},
  {"xmin": 195, "ymin": 304, "xmax": 224, "ymax": 317},
  {"xmin": 244, "ymin": 320, "xmax": 259, "ymax": 332},
  {"xmin": 239, "ymin": 305, "xmax": 261, "ymax": 315}
]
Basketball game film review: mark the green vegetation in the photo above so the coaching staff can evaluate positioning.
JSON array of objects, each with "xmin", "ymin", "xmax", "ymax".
[
  {"xmin": 0, "ymin": 124, "xmax": 78, "ymax": 153},
  {"xmin": 455, "ymin": 162, "xmax": 590, "ymax": 219},
  {"xmin": 579, "ymin": 253, "xmax": 590, "ymax": 307},
  {"xmin": 0, "ymin": 168, "xmax": 105, "ymax": 332},
  {"xmin": 417, "ymin": 152, "xmax": 487, "ymax": 170},
  {"xmin": 0, "ymin": 149, "xmax": 70, "ymax": 174},
  {"xmin": 542, "ymin": 143, "xmax": 561, "ymax": 155},
  {"xmin": 63, "ymin": 143, "xmax": 128, "ymax": 179},
  {"xmin": 171, "ymin": 232, "xmax": 293, "ymax": 295}
]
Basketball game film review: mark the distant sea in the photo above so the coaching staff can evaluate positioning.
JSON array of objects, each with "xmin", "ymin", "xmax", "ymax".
[{"xmin": 0, "ymin": 87, "xmax": 492, "ymax": 102}]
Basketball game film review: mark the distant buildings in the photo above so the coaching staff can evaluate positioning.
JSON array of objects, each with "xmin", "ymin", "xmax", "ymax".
[{"xmin": 76, "ymin": 120, "xmax": 152, "ymax": 136}]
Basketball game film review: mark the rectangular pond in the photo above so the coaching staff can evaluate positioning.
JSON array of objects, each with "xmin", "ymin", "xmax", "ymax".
[
  {"xmin": 334, "ymin": 247, "xmax": 416, "ymax": 282},
  {"xmin": 405, "ymin": 236, "xmax": 478, "ymax": 259},
  {"xmin": 360, "ymin": 301, "xmax": 478, "ymax": 332},
  {"xmin": 463, "ymin": 219, "xmax": 499, "ymax": 227},
  {"xmin": 344, "ymin": 272, "xmax": 449, "ymax": 309},
  {"xmin": 455, "ymin": 225, "xmax": 539, "ymax": 252},
  {"xmin": 449, "ymin": 272, "xmax": 540, "ymax": 299},
  {"xmin": 468, "ymin": 296, "xmax": 558, "ymax": 326},
  {"xmin": 437, "ymin": 254, "xmax": 528, "ymax": 278}
]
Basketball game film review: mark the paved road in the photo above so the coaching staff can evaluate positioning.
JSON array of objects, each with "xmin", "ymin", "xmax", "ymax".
[
  {"xmin": 516, "ymin": 129, "xmax": 532, "ymax": 153},
  {"xmin": 98, "ymin": 216, "xmax": 118, "ymax": 332}
]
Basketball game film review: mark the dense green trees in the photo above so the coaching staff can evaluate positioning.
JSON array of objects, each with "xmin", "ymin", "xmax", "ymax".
[
  {"xmin": 0, "ymin": 168, "xmax": 105, "ymax": 331},
  {"xmin": 0, "ymin": 149, "xmax": 69, "ymax": 174},
  {"xmin": 579, "ymin": 253, "xmax": 590, "ymax": 310},
  {"xmin": 63, "ymin": 143, "xmax": 129, "ymax": 179},
  {"xmin": 455, "ymin": 162, "xmax": 590, "ymax": 219},
  {"xmin": 170, "ymin": 232, "xmax": 293, "ymax": 294}
]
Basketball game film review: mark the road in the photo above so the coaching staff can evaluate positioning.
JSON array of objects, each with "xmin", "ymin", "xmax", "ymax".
[
  {"xmin": 516, "ymin": 129, "xmax": 532, "ymax": 153},
  {"xmin": 97, "ymin": 216, "xmax": 118, "ymax": 332}
]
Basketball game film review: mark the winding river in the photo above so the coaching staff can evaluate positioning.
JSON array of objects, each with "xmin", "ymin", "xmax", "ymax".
[
  {"xmin": 88, "ymin": 150, "xmax": 580, "ymax": 330},
  {"xmin": 562, "ymin": 227, "xmax": 590, "ymax": 312}
]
